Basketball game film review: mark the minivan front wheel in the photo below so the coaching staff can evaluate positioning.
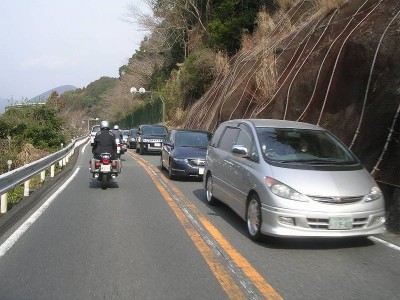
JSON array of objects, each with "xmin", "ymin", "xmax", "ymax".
[
  {"xmin": 206, "ymin": 174, "xmax": 217, "ymax": 206},
  {"xmin": 246, "ymin": 194, "xmax": 263, "ymax": 241}
]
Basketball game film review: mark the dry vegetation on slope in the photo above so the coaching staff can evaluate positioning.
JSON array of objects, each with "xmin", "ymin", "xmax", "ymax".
[
  {"xmin": 183, "ymin": 0, "xmax": 400, "ymax": 232},
  {"xmin": 184, "ymin": 0, "xmax": 400, "ymax": 188}
]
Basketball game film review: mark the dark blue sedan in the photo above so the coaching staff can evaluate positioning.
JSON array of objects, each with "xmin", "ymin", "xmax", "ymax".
[{"xmin": 160, "ymin": 129, "xmax": 212, "ymax": 179}]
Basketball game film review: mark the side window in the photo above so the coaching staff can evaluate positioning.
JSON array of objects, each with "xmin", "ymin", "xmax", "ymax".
[
  {"xmin": 236, "ymin": 127, "xmax": 253, "ymax": 150},
  {"xmin": 238, "ymin": 124, "xmax": 258, "ymax": 162},
  {"xmin": 210, "ymin": 125, "xmax": 226, "ymax": 147},
  {"xmin": 219, "ymin": 127, "xmax": 240, "ymax": 152}
]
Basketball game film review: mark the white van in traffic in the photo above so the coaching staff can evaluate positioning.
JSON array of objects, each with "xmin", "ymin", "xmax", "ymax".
[{"xmin": 204, "ymin": 119, "xmax": 386, "ymax": 241}]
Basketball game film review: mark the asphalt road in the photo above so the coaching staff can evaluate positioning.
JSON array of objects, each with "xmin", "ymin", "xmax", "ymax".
[{"xmin": 0, "ymin": 144, "xmax": 399, "ymax": 299}]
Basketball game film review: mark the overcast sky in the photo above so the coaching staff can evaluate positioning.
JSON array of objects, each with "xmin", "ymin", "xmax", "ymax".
[{"xmin": 0, "ymin": 0, "xmax": 149, "ymax": 101}]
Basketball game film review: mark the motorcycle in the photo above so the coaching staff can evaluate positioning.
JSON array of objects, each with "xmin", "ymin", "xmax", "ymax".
[
  {"xmin": 89, "ymin": 153, "xmax": 122, "ymax": 189},
  {"xmin": 115, "ymin": 138, "xmax": 127, "ymax": 158}
]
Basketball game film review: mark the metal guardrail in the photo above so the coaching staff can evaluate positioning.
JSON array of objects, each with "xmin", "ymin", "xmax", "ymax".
[{"xmin": 0, "ymin": 136, "xmax": 88, "ymax": 213}]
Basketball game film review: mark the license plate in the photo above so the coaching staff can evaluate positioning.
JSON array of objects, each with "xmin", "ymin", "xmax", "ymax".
[
  {"xmin": 198, "ymin": 167, "xmax": 205, "ymax": 175},
  {"xmin": 100, "ymin": 165, "xmax": 111, "ymax": 172},
  {"xmin": 154, "ymin": 142, "xmax": 161, "ymax": 147},
  {"xmin": 328, "ymin": 217, "xmax": 353, "ymax": 230}
]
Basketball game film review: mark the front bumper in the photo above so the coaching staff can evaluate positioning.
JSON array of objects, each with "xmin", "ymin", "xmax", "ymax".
[
  {"xmin": 260, "ymin": 204, "xmax": 386, "ymax": 237},
  {"xmin": 170, "ymin": 160, "xmax": 205, "ymax": 178},
  {"xmin": 139, "ymin": 142, "xmax": 162, "ymax": 153}
]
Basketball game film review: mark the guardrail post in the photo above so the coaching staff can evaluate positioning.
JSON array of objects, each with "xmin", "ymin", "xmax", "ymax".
[
  {"xmin": 40, "ymin": 170, "xmax": 46, "ymax": 182},
  {"xmin": 24, "ymin": 180, "xmax": 30, "ymax": 197},
  {"xmin": 1, "ymin": 194, "xmax": 7, "ymax": 214},
  {"xmin": 51, "ymin": 165, "xmax": 55, "ymax": 177}
]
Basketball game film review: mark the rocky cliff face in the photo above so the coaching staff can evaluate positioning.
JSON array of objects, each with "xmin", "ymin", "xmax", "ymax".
[{"xmin": 184, "ymin": 0, "xmax": 400, "ymax": 232}]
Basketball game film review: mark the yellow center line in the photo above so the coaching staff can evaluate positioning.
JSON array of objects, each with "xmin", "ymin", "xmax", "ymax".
[
  {"xmin": 128, "ymin": 152, "xmax": 246, "ymax": 300},
  {"xmin": 162, "ymin": 183, "xmax": 283, "ymax": 300}
]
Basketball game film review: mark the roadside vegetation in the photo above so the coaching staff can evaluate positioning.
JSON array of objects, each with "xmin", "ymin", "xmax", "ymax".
[{"xmin": 0, "ymin": 100, "xmax": 66, "ymax": 174}]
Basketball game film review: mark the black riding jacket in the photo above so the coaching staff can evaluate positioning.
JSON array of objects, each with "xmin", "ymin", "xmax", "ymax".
[{"xmin": 92, "ymin": 129, "xmax": 117, "ymax": 158}]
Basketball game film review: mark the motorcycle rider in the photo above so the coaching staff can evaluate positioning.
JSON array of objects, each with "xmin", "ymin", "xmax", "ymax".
[
  {"xmin": 92, "ymin": 120, "xmax": 118, "ymax": 159},
  {"xmin": 112, "ymin": 125, "xmax": 123, "ymax": 141}
]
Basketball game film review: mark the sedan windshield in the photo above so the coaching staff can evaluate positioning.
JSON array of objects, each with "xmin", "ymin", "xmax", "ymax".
[
  {"xmin": 175, "ymin": 131, "xmax": 211, "ymax": 148},
  {"xmin": 255, "ymin": 127, "xmax": 359, "ymax": 165}
]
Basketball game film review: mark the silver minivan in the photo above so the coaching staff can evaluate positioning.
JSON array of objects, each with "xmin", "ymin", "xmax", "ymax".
[{"xmin": 204, "ymin": 119, "xmax": 385, "ymax": 241}]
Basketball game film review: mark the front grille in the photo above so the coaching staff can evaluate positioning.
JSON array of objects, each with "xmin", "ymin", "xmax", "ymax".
[
  {"xmin": 188, "ymin": 159, "xmax": 205, "ymax": 166},
  {"xmin": 307, "ymin": 217, "xmax": 368, "ymax": 229},
  {"xmin": 309, "ymin": 196, "xmax": 364, "ymax": 204}
]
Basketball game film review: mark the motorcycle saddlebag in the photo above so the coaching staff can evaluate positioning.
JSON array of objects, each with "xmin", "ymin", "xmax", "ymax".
[
  {"xmin": 89, "ymin": 158, "xmax": 99, "ymax": 172},
  {"xmin": 113, "ymin": 159, "xmax": 122, "ymax": 173}
]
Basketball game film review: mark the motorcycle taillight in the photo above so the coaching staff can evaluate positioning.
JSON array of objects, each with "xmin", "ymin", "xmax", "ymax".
[
  {"xmin": 95, "ymin": 162, "xmax": 101, "ymax": 167},
  {"xmin": 111, "ymin": 161, "xmax": 117, "ymax": 167},
  {"xmin": 102, "ymin": 159, "xmax": 110, "ymax": 164}
]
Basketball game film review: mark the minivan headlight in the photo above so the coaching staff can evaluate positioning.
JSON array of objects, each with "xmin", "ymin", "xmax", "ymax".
[
  {"xmin": 264, "ymin": 177, "xmax": 310, "ymax": 202},
  {"xmin": 365, "ymin": 186, "xmax": 382, "ymax": 202}
]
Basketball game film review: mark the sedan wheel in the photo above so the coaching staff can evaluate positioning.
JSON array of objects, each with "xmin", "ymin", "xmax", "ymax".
[
  {"xmin": 160, "ymin": 155, "xmax": 166, "ymax": 170},
  {"xmin": 247, "ymin": 194, "xmax": 262, "ymax": 241},
  {"xmin": 168, "ymin": 159, "xmax": 175, "ymax": 180},
  {"xmin": 206, "ymin": 174, "xmax": 217, "ymax": 206}
]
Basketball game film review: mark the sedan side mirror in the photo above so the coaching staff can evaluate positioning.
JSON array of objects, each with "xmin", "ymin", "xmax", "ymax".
[{"xmin": 164, "ymin": 142, "xmax": 174, "ymax": 148}]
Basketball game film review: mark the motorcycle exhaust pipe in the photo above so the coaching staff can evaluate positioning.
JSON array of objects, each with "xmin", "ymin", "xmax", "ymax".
[
  {"xmin": 111, "ymin": 174, "xmax": 117, "ymax": 179},
  {"xmin": 94, "ymin": 173, "xmax": 99, "ymax": 178}
]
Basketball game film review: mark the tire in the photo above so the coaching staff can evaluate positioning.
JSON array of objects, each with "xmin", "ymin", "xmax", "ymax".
[
  {"xmin": 139, "ymin": 146, "xmax": 146, "ymax": 155},
  {"xmin": 101, "ymin": 174, "xmax": 108, "ymax": 190},
  {"xmin": 205, "ymin": 174, "xmax": 217, "ymax": 206},
  {"xmin": 160, "ymin": 155, "xmax": 166, "ymax": 170},
  {"xmin": 246, "ymin": 194, "xmax": 263, "ymax": 241},
  {"xmin": 168, "ymin": 159, "xmax": 175, "ymax": 180}
]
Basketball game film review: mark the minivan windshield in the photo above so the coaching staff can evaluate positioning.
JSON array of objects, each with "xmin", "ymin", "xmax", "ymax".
[
  {"xmin": 142, "ymin": 126, "xmax": 167, "ymax": 136},
  {"xmin": 255, "ymin": 127, "xmax": 359, "ymax": 165}
]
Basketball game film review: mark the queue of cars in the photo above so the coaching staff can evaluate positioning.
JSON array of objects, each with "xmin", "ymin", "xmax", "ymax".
[{"xmin": 124, "ymin": 120, "xmax": 386, "ymax": 241}]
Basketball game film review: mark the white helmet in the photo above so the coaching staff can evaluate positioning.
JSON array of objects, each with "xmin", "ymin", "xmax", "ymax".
[
  {"xmin": 100, "ymin": 120, "xmax": 110, "ymax": 130},
  {"xmin": 114, "ymin": 125, "xmax": 119, "ymax": 130}
]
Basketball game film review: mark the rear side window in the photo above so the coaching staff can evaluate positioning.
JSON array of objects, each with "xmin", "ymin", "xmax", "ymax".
[
  {"xmin": 219, "ymin": 127, "xmax": 240, "ymax": 152},
  {"xmin": 210, "ymin": 125, "xmax": 225, "ymax": 147}
]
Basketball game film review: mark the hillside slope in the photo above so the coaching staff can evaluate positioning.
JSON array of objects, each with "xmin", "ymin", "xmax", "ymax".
[
  {"xmin": 185, "ymin": 0, "xmax": 399, "ymax": 188},
  {"xmin": 29, "ymin": 85, "xmax": 77, "ymax": 102}
]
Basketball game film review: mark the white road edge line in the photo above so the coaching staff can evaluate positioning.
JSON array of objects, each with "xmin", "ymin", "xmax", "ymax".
[
  {"xmin": 368, "ymin": 236, "xmax": 400, "ymax": 251},
  {"xmin": 0, "ymin": 166, "xmax": 81, "ymax": 258},
  {"xmin": 81, "ymin": 140, "xmax": 90, "ymax": 153}
]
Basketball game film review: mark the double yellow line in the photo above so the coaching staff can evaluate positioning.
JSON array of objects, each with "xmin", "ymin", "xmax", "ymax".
[{"xmin": 127, "ymin": 152, "xmax": 283, "ymax": 300}]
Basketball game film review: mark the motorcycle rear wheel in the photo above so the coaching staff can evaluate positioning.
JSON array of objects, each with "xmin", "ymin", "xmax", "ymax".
[{"xmin": 101, "ymin": 174, "xmax": 108, "ymax": 189}]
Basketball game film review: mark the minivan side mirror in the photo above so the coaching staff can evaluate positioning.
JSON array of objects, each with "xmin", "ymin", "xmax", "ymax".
[{"xmin": 232, "ymin": 145, "xmax": 248, "ymax": 158}]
